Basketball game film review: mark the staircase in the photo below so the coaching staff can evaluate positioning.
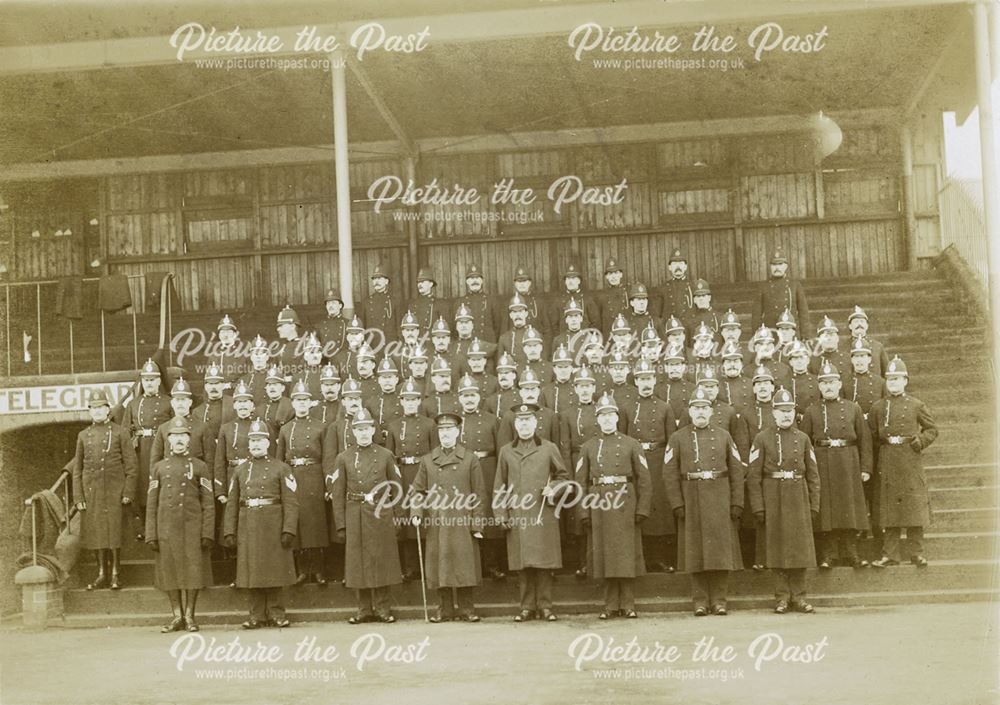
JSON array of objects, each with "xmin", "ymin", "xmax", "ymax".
[{"xmin": 57, "ymin": 268, "xmax": 1000, "ymax": 625}]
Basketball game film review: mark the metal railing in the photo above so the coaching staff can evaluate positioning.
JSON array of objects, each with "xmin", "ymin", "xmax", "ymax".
[
  {"xmin": 939, "ymin": 177, "xmax": 988, "ymax": 292},
  {"xmin": 22, "ymin": 463, "xmax": 74, "ymax": 570},
  {"xmin": 1, "ymin": 272, "xmax": 175, "ymax": 378}
]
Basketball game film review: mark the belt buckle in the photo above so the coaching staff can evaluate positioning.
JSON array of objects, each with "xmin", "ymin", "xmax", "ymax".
[
  {"xmin": 832, "ymin": 439, "xmax": 845, "ymax": 447},
  {"xmin": 246, "ymin": 498, "xmax": 260, "ymax": 508},
  {"xmin": 363, "ymin": 491, "xmax": 375, "ymax": 504},
  {"xmin": 888, "ymin": 435, "xmax": 902, "ymax": 444},
  {"xmin": 641, "ymin": 442, "xmax": 653, "ymax": 450}
]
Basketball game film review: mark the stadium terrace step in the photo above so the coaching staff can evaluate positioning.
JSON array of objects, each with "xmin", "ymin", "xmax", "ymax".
[{"xmin": 59, "ymin": 560, "xmax": 1000, "ymax": 627}]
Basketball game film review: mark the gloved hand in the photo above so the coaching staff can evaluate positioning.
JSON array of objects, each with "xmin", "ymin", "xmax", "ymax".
[
  {"xmin": 754, "ymin": 511, "xmax": 765, "ymax": 525},
  {"xmin": 280, "ymin": 532, "xmax": 294, "ymax": 549},
  {"xmin": 121, "ymin": 497, "xmax": 132, "ymax": 505},
  {"xmin": 811, "ymin": 510, "xmax": 820, "ymax": 526},
  {"xmin": 861, "ymin": 472, "xmax": 871, "ymax": 482},
  {"xmin": 223, "ymin": 534, "xmax": 236, "ymax": 548},
  {"xmin": 336, "ymin": 528, "xmax": 346, "ymax": 542},
  {"xmin": 673, "ymin": 507, "xmax": 685, "ymax": 520},
  {"xmin": 147, "ymin": 540, "xmax": 159, "ymax": 552},
  {"xmin": 730, "ymin": 507, "xmax": 742, "ymax": 522},
  {"xmin": 216, "ymin": 495, "xmax": 228, "ymax": 505},
  {"xmin": 472, "ymin": 531, "xmax": 484, "ymax": 540},
  {"xmin": 909, "ymin": 437, "xmax": 922, "ymax": 452},
  {"xmin": 201, "ymin": 537, "xmax": 214, "ymax": 550},
  {"xmin": 76, "ymin": 502, "xmax": 87, "ymax": 511}
]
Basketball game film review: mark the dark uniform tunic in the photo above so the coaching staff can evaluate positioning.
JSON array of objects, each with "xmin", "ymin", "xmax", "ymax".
[
  {"xmin": 754, "ymin": 276, "xmax": 810, "ymax": 331},
  {"xmin": 800, "ymin": 398, "xmax": 872, "ymax": 532},
  {"xmin": 372, "ymin": 392, "xmax": 404, "ymax": 436},
  {"xmin": 410, "ymin": 446, "xmax": 488, "ymax": 589},
  {"xmin": 410, "ymin": 294, "xmax": 448, "ymax": 335},
  {"xmin": 654, "ymin": 376, "xmax": 694, "ymax": 419},
  {"xmin": 149, "ymin": 415, "xmax": 216, "ymax": 482},
  {"xmin": 241, "ymin": 368, "xmax": 271, "ymax": 406},
  {"xmin": 561, "ymin": 400, "xmax": 600, "ymax": 537},
  {"xmin": 485, "ymin": 387, "xmax": 520, "ymax": 419},
  {"xmin": 456, "ymin": 291, "xmax": 500, "ymax": 342},
  {"xmin": 848, "ymin": 371, "xmax": 886, "ymax": 417},
  {"xmin": 606, "ymin": 382, "xmax": 638, "ymax": 413},
  {"xmin": 276, "ymin": 336, "xmax": 306, "ymax": 383},
  {"xmin": 497, "ymin": 325, "xmax": 538, "ymax": 366},
  {"xmin": 256, "ymin": 397, "xmax": 294, "ymax": 432},
  {"xmin": 72, "ymin": 421, "xmax": 138, "ymax": 549},
  {"xmin": 364, "ymin": 290, "xmax": 397, "ymax": 342},
  {"xmin": 385, "ymin": 414, "xmax": 437, "ymax": 539},
  {"xmin": 867, "ymin": 394, "xmax": 938, "ymax": 528},
  {"xmin": 310, "ymin": 399, "xmax": 341, "ymax": 426},
  {"xmin": 787, "ymin": 371, "xmax": 820, "ymax": 419},
  {"xmin": 276, "ymin": 417, "xmax": 335, "ymax": 549},
  {"xmin": 657, "ymin": 277, "xmax": 694, "ymax": 320},
  {"xmin": 224, "ymin": 456, "xmax": 299, "ymax": 588},
  {"xmin": 623, "ymin": 394, "xmax": 677, "ymax": 536},
  {"xmin": 316, "ymin": 314, "xmax": 347, "ymax": 355},
  {"xmin": 546, "ymin": 289, "xmax": 598, "ymax": 334},
  {"xmin": 215, "ymin": 417, "xmax": 274, "ymax": 506},
  {"xmin": 721, "ymin": 377, "xmax": 754, "ymax": 411},
  {"xmin": 146, "ymin": 455, "xmax": 215, "ymax": 589},
  {"xmin": 460, "ymin": 410, "xmax": 500, "ymax": 537},
  {"xmin": 328, "ymin": 443, "xmax": 403, "ymax": 589},
  {"xmin": 663, "ymin": 425, "xmax": 745, "ymax": 572},
  {"xmin": 576, "ymin": 431, "xmax": 652, "ymax": 578},
  {"xmin": 330, "ymin": 408, "xmax": 383, "ymax": 455},
  {"xmin": 121, "ymin": 393, "xmax": 171, "ymax": 505},
  {"xmin": 747, "ymin": 426, "xmax": 820, "ymax": 568},
  {"xmin": 598, "ymin": 284, "xmax": 629, "ymax": 335},
  {"xmin": 498, "ymin": 406, "xmax": 563, "ymax": 456},
  {"xmin": 206, "ymin": 345, "xmax": 244, "ymax": 391},
  {"xmin": 541, "ymin": 379, "xmax": 574, "ymax": 415},
  {"xmin": 494, "ymin": 438, "xmax": 569, "ymax": 570},
  {"xmin": 192, "ymin": 396, "xmax": 235, "ymax": 457}
]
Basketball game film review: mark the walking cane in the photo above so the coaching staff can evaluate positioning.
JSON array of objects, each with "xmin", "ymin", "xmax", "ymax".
[{"xmin": 414, "ymin": 516, "xmax": 429, "ymax": 622}]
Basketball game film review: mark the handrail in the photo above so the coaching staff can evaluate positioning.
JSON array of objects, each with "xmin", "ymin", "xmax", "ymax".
[
  {"xmin": 939, "ymin": 177, "xmax": 988, "ymax": 293},
  {"xmin": 22, "ymin": 464, "xmax": 74, "ymax": 569}
]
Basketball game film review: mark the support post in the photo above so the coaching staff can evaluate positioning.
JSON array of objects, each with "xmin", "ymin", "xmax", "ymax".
[
  {"xmin": 331, "ymin": 50, "xmax": 355, "ymax": 317},
  {"xmin": 405, "ymin": 157, "xmax": 419, "ymax": 294},
  {"xmin": 900, "ymin": 125, "xmax": 919, "ymax": 271}
]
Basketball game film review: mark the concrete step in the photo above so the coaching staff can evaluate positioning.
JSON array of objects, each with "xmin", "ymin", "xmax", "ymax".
[
  {"xmin": 56, "ymin": 586, "xmax": 1000, "ymax": 628},
  {"xmin": 924, "ymin": 463, "xmax": 997, "ymax": 486},
  {"xmin": 920, "ymin": 532, "xmax": 999, "ymax": 560},
  {"xmin": 929, "ymin": 485, "xmax": 999, "ymax": 510},
  {"xmin": 62, "ymin": 559, "xmax": 999, "ymax": 621},
  {"xmin": 930, "ymin": 507, "xmax": 998, "ymax": 532}
]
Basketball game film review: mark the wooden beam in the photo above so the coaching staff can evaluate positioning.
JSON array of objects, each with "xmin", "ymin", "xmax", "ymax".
[
  {"xmin": 0, "ymin": 0, "xmax": 970, "ymax": 75},
  {"xmin": 0, "ymin": 109, "xmax": 894, "ymax": 182},
  {"xmin": 347, "ymin": 57, "xmax": 416, "ymax": 157},
  {"xmin": 903, "ymin": 16, "xmax": 966, "ymax": 119}
]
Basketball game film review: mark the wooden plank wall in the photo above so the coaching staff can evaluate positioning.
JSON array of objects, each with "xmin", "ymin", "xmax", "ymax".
[{"xmin": 8, "ymin": 123, "xmax": 908, "ymax": 313}]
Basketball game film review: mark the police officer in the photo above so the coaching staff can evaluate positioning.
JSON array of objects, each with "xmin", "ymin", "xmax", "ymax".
[
  {"xmin": 498, "ymin": 293, "xmax": 535, "ymax": 364},
  {"xmin": 869, "ymin": 357, "xmax": 938, "ymax": 568},
  {"xmin": 495, "ymin": 402, "xmax": 570, "ymax": 622},
  {"xmin": 456, "ymin": 263, "xmax": 500, "ymax": 342},
  {"xmin": 506, "ymin": 265, "xmax": 543, "ymax": 334},
  {"xmin": 411, "ymin": 267, "xmax": 448, "ymax": 335},
  {"xmin": 684, "ymin": 279, "xmax": 720, "ymax": 339},
  {"xmin": 275, "ymin": 305, "xmax": 305, "ymax": 382},
  {"xmin": 486, "ymin": 353, "xmax": 521, "ymax": 419},
  {"xmin": 328, "ymin": 407, "xmax": 404, "ymax": 623},
  {"xmin": 242, "ymin": 335, "xmax": 272, "ymax": 406},
  {"xmin": 663, "ymin": 387, "xmax": 745, "ymax": 615},
  {"xmin": 317, "ymin": 289, "xmax": 347, "ymax": 355},
  {"xmin": 747, "ymin": 388, "xmax": 820, "ymax": 614},
  {"xmin": 410, "ymin": 411, "xmax": 488, "ymax": 623},
  {"xmin": 624, "ymin": 359, "xmax": 678, "ymax": 573},
  {"xmin": 456, "ymin": 375, "xmax": 504, "ymax": 579},
  {"xmin": 754, "ymin": 249, "xmax": 810, "ymax": 331},
  {"xmin": 541, "ymin": 344, "xmax": 575, "ymax": 415},
  {"xmin": 598, "ymin": 257, "xmax": 629, "ymax": 335},
  {"xmin": 576, "ymin": 393, "xmax": 651, "ymax": 619},
  {"xmin": 626, "ymin": 283, "xmax": 660, "ymax": 334},
  {"xmin": 384, "ymin": 377, "xmax": 437, "ymax": 581},
  {"xmin": 72, "ymin": 389, "xmax": 138, "ymax": 590},
  {"xmin": 657, "ymin": 248, "xmax": 694, "ymax": 320},
  {"xmin": 224, "ymin": 418, "xmax": 299, "ymax": 629},
  {"xmin": 192, "ymin": 363, "xmax": 235, "ymax": 459},
  {"xmin": 847, "ymin": 306, "xmax": 890, "ymax": 377},
  {"xmin": 150, "ymin": 378, "xmax": 215, "ymax": 472},
  {"xmin": 276, "ymin": 380, "xmax": 335, "ymax": 586},
  {"xmin": 561, "ymin": 365, "xmax": 601, "ymax": 577},
  {"xmin": 296, "ymin": 333, "xmax": 326, "ymax": 399},
  {"xmin": 800, "ymin": 362, "xmax": 872, "ymax": 569},
  {"xmin": 121, "ymin": 358, "xmax": 171, "ymax": 539},
  {"xmin": 146, "ymin": 419, "xmax": 215, "ymax": 632},
  {"xmin": 547, "ymin": 262, "xmax": 598, "ymax": 334},
  {"xmin": 309, "ymin": 363, "xmax": 342, "ymax": 426},
  {"xmin": 256, "ymin": 365, "xmax": 293, "ymax": 432},
  {"xmin": 372, "ymin": 357, "xmax": 404, "ymax": 435},
  {"xmin": 364, "ymin": 264, "xmax": 398, "ymax": 342},
  {"xmin": 206, "ymin": 314, "xmax": 243, "ymax": 391}
]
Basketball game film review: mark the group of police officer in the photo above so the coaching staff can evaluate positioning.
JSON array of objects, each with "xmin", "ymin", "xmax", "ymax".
[{"xmin": 70, "ymin": 248, "xmax": 938, "ymax": 630}]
